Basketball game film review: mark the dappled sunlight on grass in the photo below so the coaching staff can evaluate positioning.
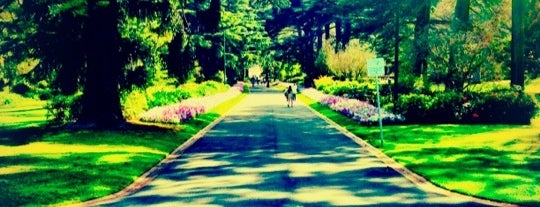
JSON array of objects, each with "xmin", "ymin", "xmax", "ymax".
[
  {"xmin": 300, "ymin": 93, "xmax": 540, "ymax": 205},
  {"xmin": 443, "ymin": 181, "xmax": 486, "ymax": 195},
  {"xmin": 437, "ymin": 127, "xmax": 539, "ymax": 151},
  {"xmin": 96, "ymin": 154, "xmax": 138, "ymax": 164},
  {"xmin": 525, "ymin": 78, "xmax": 540, "ymax": 94},
  {"xmin": 0, "ymin": 165, "xmax": 38, "ymax": 175},
  {"xmin": 0, "ymin": 94, "xmax": 247, "ymax": 206},
  {"xmin": 0, "ymin": 92, "xmax": 49, "ymax": 128},
  {"xmin": 0, "ymin": 142, "xmax": 166, "ymax": 157}
]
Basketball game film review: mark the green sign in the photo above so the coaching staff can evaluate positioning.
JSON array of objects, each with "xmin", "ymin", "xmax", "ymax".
[{"xmin": 367, "ymin": 58, "xmax": 385, "ymax": 77}]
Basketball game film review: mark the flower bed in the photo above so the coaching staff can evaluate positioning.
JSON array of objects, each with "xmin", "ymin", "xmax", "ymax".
[
  {"xmin": 303, "ymin": 88, "xmax": 404, "ymax": 125},
  {"xmin": 140, "ymin": 82, "xmax": 244, "ymax": 124}
]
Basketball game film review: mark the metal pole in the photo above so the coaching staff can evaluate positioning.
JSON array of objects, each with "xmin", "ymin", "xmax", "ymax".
[
  {"xmin": 376, "ymin": 77, "xmax": 384, "ymax": 147},
  {"xmin": 223, "ymin": 32, "xmax": 226, "ymax": 84}
]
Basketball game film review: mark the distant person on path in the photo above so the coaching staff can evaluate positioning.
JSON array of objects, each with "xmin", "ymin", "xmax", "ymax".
[
  {"xmin": 284, "ymin": 85, "xmax": 295, "ymax": 107},
  {"xmin": 250, "ymin": 76, "xmax": 256, "ymax": 87}
]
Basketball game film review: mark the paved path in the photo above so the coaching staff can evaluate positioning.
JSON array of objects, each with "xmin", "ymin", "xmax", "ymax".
[{"xmin": 95, "ymin": 88, "xmax": 492, "ymax": 207}]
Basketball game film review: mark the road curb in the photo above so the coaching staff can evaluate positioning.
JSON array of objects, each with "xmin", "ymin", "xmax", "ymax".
[
  {"xmin": 298, "ymin": 96, "xmax": 518, "ymax": 207},
  {"xmin": 68, "ymin": 95, "xmax": 245, "ymax": 207}
]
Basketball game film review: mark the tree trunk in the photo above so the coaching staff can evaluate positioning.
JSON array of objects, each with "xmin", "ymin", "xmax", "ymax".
[
  {"xmin": 342, "ymin": 21, "xmax": 351, "ymax": 49},
  {"xmin": 78, "ymin": 0, "xmax": 125, "ymax": 127},
  {"xmin": 165, "ymin": 33, "xmax": 191, "ymax": 84},
  {"xmin": 454, "ymin": 0, "xmax": 470, "ymax": 29},
  {"xmin": 335, "ymin": 19, "xmax": 342, "ymax": 53},
  {"xmin": 196, "ymin": 0, "xmax": 221, "ymax": 80},
  {"xmin": 317, "ymin": 26, "xmax": 323, "ymax": 52},
  {"xmin": 393, "ymin": 12, "xmax": 400, "ymax": 112},
  {"xmin": 413, "ymin": 0, "xmax": 430, "ymax": 76},
  {"xmin": 511, "ymin": 0, "xmax": 526, "ymax": 88},
  {"xmin": 325, "ymin": 23, "xmax": 331, "ymax": 39}
]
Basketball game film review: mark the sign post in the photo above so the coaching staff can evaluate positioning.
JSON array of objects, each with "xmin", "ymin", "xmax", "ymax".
[{"xmin": 367, "ymin": 58, "xmax": 385, "ymax": 147}]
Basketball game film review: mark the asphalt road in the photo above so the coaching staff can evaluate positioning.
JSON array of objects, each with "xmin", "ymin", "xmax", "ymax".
[{"xmin": 95, "ymin": 87, "xmax": 492, "ymax": 207}]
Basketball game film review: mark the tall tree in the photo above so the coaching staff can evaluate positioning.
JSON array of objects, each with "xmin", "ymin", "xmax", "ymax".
[
  {"xmin": 78, "ymin": 0, "xmax": 124, "ymax": 127},
  {"xmin": 3, "ymin": 0, "xmax": 186, "ymax": 126},
  {"xmin": 511, "ymin": 0, "xmax": 526, "ymax": 88},
  {"xmin": 196, "ymin": 0, "xmax": 222, "ymax": 80},
  {"xmin": 454, "ymin": 0, "xmax": 470, "ymax": 29},
  {"xmin": 219, "ymin": 0, "xmax": 272, "ymax": 83},
  {"xmin": 444, "ymin": 0, "xmax": 471, "ymax": 91},
  {"xmin": 413, "ymin": 0, "xmax": 431, "ymax": 76},
  {"xmin": 525, "ymin": 0, "xmax": 540, "ymax": 78}
]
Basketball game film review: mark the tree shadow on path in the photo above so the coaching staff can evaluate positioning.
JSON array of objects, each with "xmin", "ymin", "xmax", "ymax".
[{"xmin": 98, "ymin": 93, "xmax": 490, "ymax": 207}]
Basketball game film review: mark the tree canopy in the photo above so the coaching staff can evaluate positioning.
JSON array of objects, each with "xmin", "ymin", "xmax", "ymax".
[{"xmin": 0, "ymin": 0, "xmax": 537, "ymax": 126}]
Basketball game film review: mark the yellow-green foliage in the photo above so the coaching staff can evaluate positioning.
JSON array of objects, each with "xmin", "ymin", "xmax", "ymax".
[
  {"xmin": 121, "ymin": 81, "xmax": 230, "ymax": 120},
  {"xmin": 120, "ymin": 89, "xmax": 148, "ymax": 120},
  {"xmin": 314, "ymin": 76, "xmax": 334, "ymax": 90},
  {"xmin": 323, "ymin": 39, "xmax": 376, "ymax": 80}
]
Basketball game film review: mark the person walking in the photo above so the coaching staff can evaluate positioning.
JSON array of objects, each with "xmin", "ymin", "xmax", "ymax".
[{"xmin": 284, "ymin": 85, "xmax": 294, "ymax": 107}]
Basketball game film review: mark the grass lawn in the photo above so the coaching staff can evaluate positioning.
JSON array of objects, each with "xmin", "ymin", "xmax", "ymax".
[
  {"xmin": 299, "ymin": 94, "xmax": 540, "ymax": 206},
  {"xmin": 0, "ymin": 91, "xmax": 49, "ymax": 128},
  {"xmin": 0, "ymin": 93, "xmax": 246, "ymax": 206}
]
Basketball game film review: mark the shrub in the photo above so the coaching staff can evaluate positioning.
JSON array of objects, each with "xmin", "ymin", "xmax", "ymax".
[
  {"xmin": 1, "ymin": 97, "xmax": 12, "ymax": 105},
  {"xmin": 178, "ymin": 82, "xmax": 204, "ymax": 97},
  {"xmin": 430, "ymin": 92, "xmax": 464, "ymax": 123},
  {"xmin": 45, "ymin": 94, "xmax": 82, "ymax": 124},
  {"xmin": 201, "ymin": 80, "xmax": 229, "ymax": 96},
  {"xmin": 314, "ymin": 76, "xmax": 334, "ymax": 91},
  {"xmin": 121, "ymin": 88, "xmax": 149, "ymax": 120},
  {"xmin": 147, "ymin": 89, "xmax": 191, "ymax": 109},
  {"xmin": 397, "ymin": 74, "xmax": 418, "ymax": 94},
  {"xmin": 466, "ymin": 89, "xmax": 537, "ymax": 124},
  {"xmin": 36, "ymin": 80, "xmax": 49, "ymax": 89},
  {"xmin": 38, "ymin": 90, "xmax": 53, "ymax": 100},
  {"xmin": 396, "ymin": 94, "xmax": 434, "ymax": 123},
  {"xmin": 140, "ymin": 84, "xmax": 242, "ymax": 124},
  {"xmin": 314, "ymin": 79, "xmax": 393, "ymax": 105},
  {"xmin": 396, "ymin": 89, "xmax": 537, "ymax": 124},
  {"xmin": 11, "ymin": 82, "xmax": 31, "ymax": 95}
]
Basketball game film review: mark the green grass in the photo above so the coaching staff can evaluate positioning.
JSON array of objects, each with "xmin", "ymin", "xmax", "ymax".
[
  {"xmin": 0, "ymin": 91, "xmax": 49, "ymax": 128},
  {"xmin": 0, "ymin": 94, "xmax": 246, "ymax": 206},
  {"xmin": 299, "ymin": 94, "xmax": 540, "ymax": 206},
  {"xmin": 525, "ymin": 78, "xmax": 540, "ymax": 94}
]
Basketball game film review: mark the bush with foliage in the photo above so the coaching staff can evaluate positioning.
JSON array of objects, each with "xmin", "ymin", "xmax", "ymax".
[
  {"xmin": 120, "ymin": 88, "xmax": 149, "ymax": 120},
  {"xmin": 121, "ymin": 81, "xmax": 231, "ymax": 121},
  {"xmin": 11, "ymin": 82, "xmax": 31, "ymax": 95},
  {"xmin": 314, "ymin": 77, "xmax": 393, "ymax": 105},
  {"xmin": 464, "ymin": 89, "xmax": 537, "ymax": 124},
  {"xmin": 45, "ymin": 93, "xmax": 82, "ymax": 124},
  {"xmin": 147, "ymin": 89, "xmax": 191, "ymax": 109},
  {"xmin": 139, "ymin": 85, "xmax": 242, "ymax": 124},
  {"xmin": 396, "ymin": 92, "xmax": 464, "ymax": 123},
  {"xmin": 395, "ymin": 88, "xmax": 537, "ymax": 124},
  {"xmin": 314, "ymin": 76, "xmax": 334, "ymax": 90},
  {"xmin": 320, "ymin": 39, "xmax": 376, "ymax": 80}
]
